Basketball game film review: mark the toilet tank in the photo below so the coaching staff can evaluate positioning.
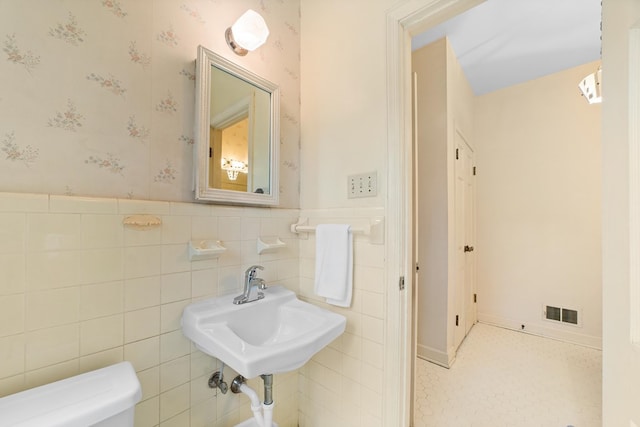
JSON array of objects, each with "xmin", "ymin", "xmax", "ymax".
[{"xmin": 0, "ymin": 361, "xmax": 142, "ymax": 427}]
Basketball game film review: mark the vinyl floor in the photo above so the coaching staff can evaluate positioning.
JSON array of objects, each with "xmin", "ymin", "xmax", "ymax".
[{"xmin": 413, "ymin": 323, "xmax": 602, "ymax": 427}]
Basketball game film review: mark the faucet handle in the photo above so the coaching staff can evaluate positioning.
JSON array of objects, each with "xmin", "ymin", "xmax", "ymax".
[
  {"xmin": 253, "ymin": 277, "xmax": 267, "ymax": 290},
  {"xmin": 245, "ymin": 265, "xmax": 264, "ymax": 278}
]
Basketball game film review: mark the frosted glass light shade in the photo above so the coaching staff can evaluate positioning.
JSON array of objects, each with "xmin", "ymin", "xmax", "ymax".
[
  {"xmin": 226, "ymin": 9, "xmax": 269, "ymax": 56},
  {"xmin": 221, "ymin": 158, "xmax": 248, "ymax": 180}
]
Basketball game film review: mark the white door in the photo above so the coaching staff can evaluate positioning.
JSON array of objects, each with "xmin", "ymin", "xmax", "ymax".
[
  {"xmin": 462, "ymin": 139, "xmax": 477, "ymax": 335},
  {"xmin": 454, "ymin": 130, "xmax": 476, "ymax": 350}
]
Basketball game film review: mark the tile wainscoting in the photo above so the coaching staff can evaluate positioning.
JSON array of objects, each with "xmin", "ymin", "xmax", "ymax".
[{"xmin": 0, "ymin": 191, "xmax": 300, "ymax": 427}]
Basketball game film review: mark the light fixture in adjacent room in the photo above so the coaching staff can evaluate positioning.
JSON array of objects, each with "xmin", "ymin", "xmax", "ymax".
[
  {"xmin": 221, "ymin": 158, "xmax": 248, "ymax": 180},
  {"xmin": 225, "ymin": 9, "xmax": 269, "ymax": 56},
  {"xmin": 578, "ymin": 67, "xmax": 602, "ymax": 104}
]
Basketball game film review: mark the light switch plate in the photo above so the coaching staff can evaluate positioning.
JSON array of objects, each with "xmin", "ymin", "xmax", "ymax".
[{"xmin": 348, "ymin": 172, "xmax": 377, "ymax": 198}]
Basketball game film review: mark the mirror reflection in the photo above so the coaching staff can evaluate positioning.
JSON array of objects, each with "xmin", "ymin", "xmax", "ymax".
[
  {"xmin": 209, "ymin": 67, "xmax": 271, "ymax": 193},
  {"xmin": 194, "ymin": 45, "xmax": 279, "ymax": 206}
]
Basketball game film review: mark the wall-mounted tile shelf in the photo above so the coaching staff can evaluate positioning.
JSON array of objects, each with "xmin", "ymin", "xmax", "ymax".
[
  {"xmin": 257, "ymin": 236, "xmax": 286, "ymax": 254},
  {"xmin": 189, "ymin": 240, "xmax": 226, "ymax": 261},
  {"xmin": 123, "ymin": 214, "xmax": 162, "ymax": 230}
]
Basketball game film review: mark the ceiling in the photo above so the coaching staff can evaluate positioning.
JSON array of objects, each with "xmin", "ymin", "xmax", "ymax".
[{"xmin": 411, "ymin": 0, "xmax": 602, "ymax": 95}]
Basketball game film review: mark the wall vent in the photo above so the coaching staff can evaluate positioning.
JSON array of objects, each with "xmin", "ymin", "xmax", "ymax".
[
  {"xmin": 543, "ymin": 304, "xmax": 581, "ymax": 327},
  {"xmin": 546, "ymin": 305, "xmax": 561, "ymax": 322},
  {"xmin": 561, "ymin": 308, "xmax": 579, "ymax": 325}
]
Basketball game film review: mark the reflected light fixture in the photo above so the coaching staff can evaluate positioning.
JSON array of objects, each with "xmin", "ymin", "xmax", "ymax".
[
  {"xmin": 578, "ymin": 67, "xmax": 602, "ymax": 104},
  {"xmin": 221, "ymin": 158, "xmax": 248, "ymax": 181},
  {"xmin": 225, "ymin": 9, "xmax": 269, "ymax": 56}
]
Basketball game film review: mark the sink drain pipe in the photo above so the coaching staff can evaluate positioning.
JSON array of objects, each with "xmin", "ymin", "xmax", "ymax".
[
  {"xmin": 231, "ymin": 375, "xmax": 275, "ymax": 427},
  {"xmin": 231, "ymin": 376, "xmax": 264, "ymax": 426},
  {"xmin": 261, "ymin": 375, "xmax": 274, "ymax": 427}
]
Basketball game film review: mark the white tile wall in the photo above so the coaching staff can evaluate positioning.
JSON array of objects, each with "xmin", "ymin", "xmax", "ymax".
[
  {"xmin": 297, "ymin": 208, "xmax": 387, "ymax": 427},
  {"xmin": 0, "ymin": 191, "xmax": 300, "ymax": 427}
]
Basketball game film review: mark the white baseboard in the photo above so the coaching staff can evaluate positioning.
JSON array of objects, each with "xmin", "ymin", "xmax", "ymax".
[
  {"xmin": 478, "ymin": 313, "xmax": 602, "ymax": 350},
  {"xmin": 416, "ymin": 343, "xmax": 455, "ymax": 368}
]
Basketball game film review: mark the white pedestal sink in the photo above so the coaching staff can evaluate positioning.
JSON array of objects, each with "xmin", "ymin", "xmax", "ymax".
[{"xmin": 181, "ymin": 286, "xmax": 346, "ymax": 378}]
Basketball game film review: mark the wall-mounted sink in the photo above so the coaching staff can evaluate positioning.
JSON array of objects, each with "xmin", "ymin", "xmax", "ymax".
[{"xmin": 181, "ymin": 286, "xmax": 346, "ymax": 378}]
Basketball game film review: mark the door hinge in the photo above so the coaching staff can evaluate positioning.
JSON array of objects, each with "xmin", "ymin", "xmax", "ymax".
[
  {"xmin": 209, "ymin": 147, "xmax": 212, "ymax": 158},
  {"xmin": 473, "ymin": 166, "xmax": 476, "ymax": 175},
  {"xmin": 455, "ymin": 315, "xmax": 459, "ymax": 326},
  {"xmin": 456, "ymin": 148, "xmax": 459, "ymax": 160},
  {"xmin": 399, "ymin": 276, "xmax": 405, "ymax": 291},
  {"xmin": 416, "ymin": 263, "xmax": 419, "ymax": 272},
  {"xmin": 474, "ymin": 293, "xmax": 477, "ymax": 303}
]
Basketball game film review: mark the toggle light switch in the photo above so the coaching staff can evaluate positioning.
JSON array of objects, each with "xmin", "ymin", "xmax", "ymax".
[{"xmin": 348, "ymin": 172, "xmax": 377, "ymax": 198}]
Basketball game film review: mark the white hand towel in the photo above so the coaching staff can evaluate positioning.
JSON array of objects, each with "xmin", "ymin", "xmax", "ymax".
[{"xmin": 314, "ymin": 224, "xmax": 353, "ymax": 307}]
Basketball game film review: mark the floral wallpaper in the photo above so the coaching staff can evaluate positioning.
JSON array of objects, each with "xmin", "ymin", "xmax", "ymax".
[{"xmin": 0, "ymin": 0, "xmax": 300, "ymax": 208}]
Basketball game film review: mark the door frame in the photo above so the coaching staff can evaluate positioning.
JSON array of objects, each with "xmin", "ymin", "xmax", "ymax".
[{"xmin": 384, "ymin": 1, "xmax": 485, "ymax": 424}]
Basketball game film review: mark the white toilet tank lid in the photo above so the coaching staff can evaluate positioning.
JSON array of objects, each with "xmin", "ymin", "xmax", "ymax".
[{"xmin": 0, "ymin": 361, "xmax": 142, "ymax": 427}]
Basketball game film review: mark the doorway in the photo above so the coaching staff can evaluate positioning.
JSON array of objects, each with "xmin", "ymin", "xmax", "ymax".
[
  {"xmin": 384, "ymin": 2, "xmax": 484, "ymax": 424},
  {"xmin": 389, "ymin": 2, "xmax": 604, "ymax": 424}
]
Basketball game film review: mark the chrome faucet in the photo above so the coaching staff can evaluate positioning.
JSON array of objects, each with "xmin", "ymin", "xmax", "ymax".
[{"xmin": 233, "ymin": 265, "xmax": 266, "ymax": 305}]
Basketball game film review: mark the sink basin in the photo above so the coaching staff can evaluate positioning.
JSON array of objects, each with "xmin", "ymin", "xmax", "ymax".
[{"xmin": 181, "ymin": 286, "xmax": 346, "ymax": 378}]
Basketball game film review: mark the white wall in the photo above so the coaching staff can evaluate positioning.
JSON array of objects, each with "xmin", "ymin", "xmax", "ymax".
[
  {"xmin": 601, "ymin": 0, "xmax": 640, "ymax": 423},
  {"xmin": 475, "ymin": 61, "xmax": 602, "ymax": 348},
  {"xmin": 300, "ymin": 0, "xmax": 391, "ymax": 209},
  {"xmin": 412, "ymin": 39, "xmax": 450, "ymax": 363},
  {"xmin": 299, "ymin": 0, "xmax": 395, "ymax": 425}
]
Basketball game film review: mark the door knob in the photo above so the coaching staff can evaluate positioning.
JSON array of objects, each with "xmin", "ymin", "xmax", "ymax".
[{"xmin": 464, "ymin": 245, "xmax": 474, "ymax": 252}]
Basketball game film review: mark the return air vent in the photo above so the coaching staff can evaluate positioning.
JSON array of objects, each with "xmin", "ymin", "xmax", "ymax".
[
  {"xmin": 543, "ymin": 304, "xmax": 581, "ymax": 327},
  {"xmin": 546, "ymin": 306, "xmax": 561, "ymax": 322}
]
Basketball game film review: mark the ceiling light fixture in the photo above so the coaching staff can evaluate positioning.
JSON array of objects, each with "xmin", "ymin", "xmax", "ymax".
[
  {"xmin": 221, "ymin": 158, "xmax": 248, "ymax": 181},
  {"xmin": 578, "ymin": 67, "xmax": 602, "ymax": 104},
  {"xmin": 225, "ymin": 9, "xmax": 269, "ymax": 56}
]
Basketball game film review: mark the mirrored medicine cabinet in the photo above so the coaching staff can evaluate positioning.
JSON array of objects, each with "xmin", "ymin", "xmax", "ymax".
[{"xmin": 194, "ymin": 45, "xmax": 280, "ymax": 206}]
